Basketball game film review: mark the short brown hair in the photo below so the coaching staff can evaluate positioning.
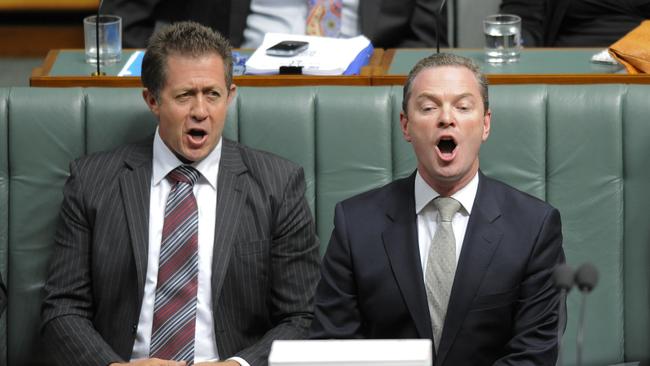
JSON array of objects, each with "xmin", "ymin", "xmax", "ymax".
[
  {"xmin": 141, "ymin": 21, "xmax": 233, "ymax": 100},
  {"xmin": 402, "ymin": 53, "xmax": 489, "ymax": 114}
]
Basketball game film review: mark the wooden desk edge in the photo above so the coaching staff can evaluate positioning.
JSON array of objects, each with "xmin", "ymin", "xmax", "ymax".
[
  {"xmin": 30, "ymin": 49, "xmax": 59, "ymax": 81},
  {"xmin": 30, "ymin": 48, "xmax": 650, "ymax": 87},
  {"xmin": 31, "ymin": 49, "xmax": 377, "ymax": 87},
  {"xmin": 377, "ymin": 49, "xmax": 396, "ymax": 76},
  {"xmin": 373, "ymin": 73, "xmax": 650, "ymax": 85},
  {"xmin": 30, "ymin": 76, "xmax": 142, "ymax": 87},
  {"xmin": 30, "ymin": 75, "xmax": 374, "ymax": 87},
  {"xmin": 361, "ymin": 48, "xmax": 384, "ymax": 76}
]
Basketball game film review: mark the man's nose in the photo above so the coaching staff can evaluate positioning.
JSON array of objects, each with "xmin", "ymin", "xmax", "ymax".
[
  {"xmin": 191, "ymin": 96, "xmax": 208, "ymax": 120},
  {"xmin": 438, "ymin": 106, "xmax": 455, "ymax": 127}
]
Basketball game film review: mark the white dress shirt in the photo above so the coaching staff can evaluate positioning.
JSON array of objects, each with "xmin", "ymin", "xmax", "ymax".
[
  {"xmin": 131, "ymin": 129, "xmax": 248, "ymax": 364},
  {"xmin": 414, "ymin": 171, "xmax": 479, "ymax": 273},
  {"xmin": 242, "ymin": 0, "xmax": 361, "ymax": 48}
]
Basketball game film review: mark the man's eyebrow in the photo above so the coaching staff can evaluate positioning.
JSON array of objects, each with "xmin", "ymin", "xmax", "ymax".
[
  {"xmin": 415, "ymin": 92, "xmax": 439, "ymax": 100},
  {"xmin": 457, "ymin": 92, "xmax": 474, "ymax": 98},
  {"xmin": 415, "ymin": 92, "xmax": 477, "ymax": 100}
]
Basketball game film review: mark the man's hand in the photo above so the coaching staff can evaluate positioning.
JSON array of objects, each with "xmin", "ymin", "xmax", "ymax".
[{"xmin": 109, "ymin": 359, "xmax": 186, "ymax": 366}]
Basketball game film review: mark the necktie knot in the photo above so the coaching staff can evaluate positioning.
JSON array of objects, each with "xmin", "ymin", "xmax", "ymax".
[
  {"xmin": 434, "ymin": 197, "xmax": 461, "ymax": 222},
  {"xmin": 168, "ymin": 165, "xmax": 200, "ymax": 186}
]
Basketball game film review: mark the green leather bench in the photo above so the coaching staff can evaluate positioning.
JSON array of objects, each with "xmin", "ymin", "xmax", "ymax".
[{"xmin": 0, "ymin": 85, "xmax": 648, "ymax": 366}]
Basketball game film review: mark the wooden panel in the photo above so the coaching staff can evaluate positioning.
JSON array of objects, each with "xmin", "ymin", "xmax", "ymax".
[
  {"xmin": 0, "ymin": 26, "xmax": 84, "ymax": 57},
  {"xmin": 0, "ymin": 0, "xmax": 98, "ymax": 11}
]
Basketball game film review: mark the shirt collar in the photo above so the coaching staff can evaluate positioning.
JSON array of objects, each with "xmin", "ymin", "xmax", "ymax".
[
  {"xmin": 152, "ymin": 127, "xmax": 221, "ymax": 189},
  {"xmin": 414, "ymin": 170, "xmax": 479, "ymax": 215}
]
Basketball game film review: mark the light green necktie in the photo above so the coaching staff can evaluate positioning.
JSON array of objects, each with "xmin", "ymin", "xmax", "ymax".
[{"xmin": 425, "ymin": 197, "xmax": 461, "ymax": 352}]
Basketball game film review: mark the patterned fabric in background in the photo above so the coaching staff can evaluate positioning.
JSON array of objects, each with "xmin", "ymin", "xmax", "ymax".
[{"xmin": 306, "ymin": 0, "xmax": 342, "ymax": 37}]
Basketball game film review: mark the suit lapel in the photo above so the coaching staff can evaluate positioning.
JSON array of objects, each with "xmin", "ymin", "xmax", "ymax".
[
  {"xmin": 211, "ymin": 139, "xmax": 247, "ymax": 302},
  {"xmin": 436, "ymin": 173, "xmax": 503, "ymax": 365},
  {"xmin": 382, "ymin": 174, "xmax": 434, "ymax": 341},
  {"xmin": 120, "ymin": 141, "xmax": 153, "ymax": 303}
]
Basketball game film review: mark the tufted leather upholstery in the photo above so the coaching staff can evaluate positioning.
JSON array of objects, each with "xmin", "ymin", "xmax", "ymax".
[{"xmin": 0, "ymin": 85, "xmax": 647, "ymax": 365}]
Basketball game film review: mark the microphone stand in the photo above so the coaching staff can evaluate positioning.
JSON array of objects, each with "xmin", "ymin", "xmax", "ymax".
[
  {"xmin": 436, "ymin": 0, "xmax": 447, "ymax": 53},
  {"xmin": 576, "ymin": 292, "xmax": 587, "ymax": 366},
  {"xmin": 553, "ymin": 264, "xmax": 574, "ymax": 366},
  {"xmin": 92, "ymin": 0, "xmax": 105, "ymax": 76},
  {"xmin": 557, "ymin": 289, "xmax": 567, "ymax": 366},
  {"xmin": 574, "ymin": 263, "xmax": 598, "ymax": 366}
]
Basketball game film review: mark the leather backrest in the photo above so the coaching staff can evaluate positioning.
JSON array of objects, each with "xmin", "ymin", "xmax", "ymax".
[
  {"xmin": 0, "ymin": 85, "xmax": 647, "ymax": 366},
  {"xmin": 0, "ymin": 88, "xmax": 8, "ymax": 366}
]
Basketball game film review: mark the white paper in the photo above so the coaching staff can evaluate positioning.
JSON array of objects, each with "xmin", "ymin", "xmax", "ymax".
[
  {"xmin": 268, "ymin": 339, "xmax": 432, "ymax": 366},
  {"xmin": 245, "ymin": 33, "xmax": 371, "ymax": 76},
  {"xmin": 118, "ymin": 51, "xmax": 144, "ymax": 76}
]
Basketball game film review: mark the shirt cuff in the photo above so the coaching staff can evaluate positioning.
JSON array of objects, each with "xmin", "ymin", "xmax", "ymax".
[{"xmin": 228, "ymin": 356, "xmax": 250, "ymax": 366}]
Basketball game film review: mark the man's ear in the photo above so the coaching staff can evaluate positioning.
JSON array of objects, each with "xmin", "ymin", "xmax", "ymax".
[
  {"xmin": 482, "ymin": 109, "xmax": 491, "ymax": 142},
  {"xmin": 400, "ymin": 110, "xmax": 412, "ymax": 142},
  {"xmin": 142, "ymin": 88, "xmax": 160, "ymax": 118},
  {"xmin": 227, "ymin": 84, "xmax": 237, "ymax": 105}
]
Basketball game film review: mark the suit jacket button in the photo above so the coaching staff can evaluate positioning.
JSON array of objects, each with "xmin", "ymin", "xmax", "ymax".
[{"xmin": 132, "ymin": 324, "xmax": 138, "ymax": 334}]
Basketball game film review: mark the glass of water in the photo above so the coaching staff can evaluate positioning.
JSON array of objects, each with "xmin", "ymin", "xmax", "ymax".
[
  {"xmin": 84, "ymin": 15, "xmax": 122, "ymax": 65},
  {"xmin": 483, "ymin": 14, "xmax": 521, "ymax": 64}
]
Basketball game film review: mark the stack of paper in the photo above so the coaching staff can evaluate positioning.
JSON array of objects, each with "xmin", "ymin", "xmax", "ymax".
[
  {"xmin": 245, "ymin": 33, "xmax": 373, "ymax": 76},
  {"xmin": 268, "ymin": 339, "xmax": 432, "ymax": 366}
]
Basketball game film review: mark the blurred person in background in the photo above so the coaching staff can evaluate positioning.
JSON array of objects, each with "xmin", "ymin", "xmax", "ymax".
[
  {"xmin": 500, "ymin": 0, "xmax": 650, "ymax": 47},
  {"xmin": 104, "ymin": 0, "xmax": 447, "ymax": 49}
]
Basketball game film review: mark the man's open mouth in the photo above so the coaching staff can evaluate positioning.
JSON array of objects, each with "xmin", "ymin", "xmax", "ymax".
[
  {"xmin": 438, "ymin": 137, "xmax": 457, "ymax": 154},
  {"xmin": 188, "ymin": 129, "xmax": 207, "ymax": 137}
]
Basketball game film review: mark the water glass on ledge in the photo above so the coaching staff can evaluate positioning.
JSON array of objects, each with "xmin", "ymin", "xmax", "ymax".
[
  {"xmin": 83, "ymin": 15, "xmax": 122, "ymax": 65},
  {"xmin": 483, "ymin": 14, "xmax": 521, "ymax": 64}
]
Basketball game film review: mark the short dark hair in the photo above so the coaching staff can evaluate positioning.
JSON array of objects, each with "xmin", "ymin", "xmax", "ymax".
[
  {"xmin": 141, "ymin": 21, "xmax": 233, "ymax": 100},
  {"xmin": 402, "ymin": 53, "xmax": 489, "ymax": 114}
]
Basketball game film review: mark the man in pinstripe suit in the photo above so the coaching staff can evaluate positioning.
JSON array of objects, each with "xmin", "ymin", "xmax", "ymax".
[{"xmin": 41, "ymin": 21, "xmax": 320, "ymax": 366}]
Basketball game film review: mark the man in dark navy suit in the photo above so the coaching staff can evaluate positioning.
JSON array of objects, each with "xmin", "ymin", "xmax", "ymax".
[{"xmin": 310, "ymin": 53, "xmax": 565, "ymax": 366}]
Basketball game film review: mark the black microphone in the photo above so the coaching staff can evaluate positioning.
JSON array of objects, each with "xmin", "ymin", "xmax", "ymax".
[
  {"xmin": 574, "ymin": 262, "xmax": 599, "ymax": 366},
  {"xmin": 436, "ymin": 0, "xmax": 448, "ymax": 54},
  {"xmin": 93, "ymin": 0, "xmax": 106, "ymax": 76},
  {"xmin": 553, "ymin": 264, "xmax": 574, "ymax": 366}
]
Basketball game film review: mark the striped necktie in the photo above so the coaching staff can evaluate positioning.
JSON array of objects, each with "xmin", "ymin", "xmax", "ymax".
[
  {"xmin": 306, "ymin": 0, "xmax": 342, "ymax": 37},
  {"xmin": 150, "ymin": 165, "xmax": 200, "ymax": 364}
]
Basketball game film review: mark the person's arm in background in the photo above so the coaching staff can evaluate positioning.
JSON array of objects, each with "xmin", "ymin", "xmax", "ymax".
[
  {"xmin": 102, "ymin": 0, "xmax": 163, "ymax": 48},
  {"xmin": 409, "ymin": 0, "xmax": 445, "ymax": 47},
  {"xmin": 499, "ymin": 0, "xmax": 546, "ymax": 46}
]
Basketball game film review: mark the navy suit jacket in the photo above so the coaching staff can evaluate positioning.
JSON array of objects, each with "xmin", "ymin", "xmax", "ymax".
[
  {"xmin": 310, "ymin": 171, "xmax": 564, "ymax": 365},
  {"xmin": 106, "ymin": 0, "xmax": 445, "ymax": 48}
]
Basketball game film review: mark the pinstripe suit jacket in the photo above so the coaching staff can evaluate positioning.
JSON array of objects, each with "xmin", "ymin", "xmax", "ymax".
[{"xmin": 41, "ymin": 138, "xmax": 320, "ymax": 366}]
